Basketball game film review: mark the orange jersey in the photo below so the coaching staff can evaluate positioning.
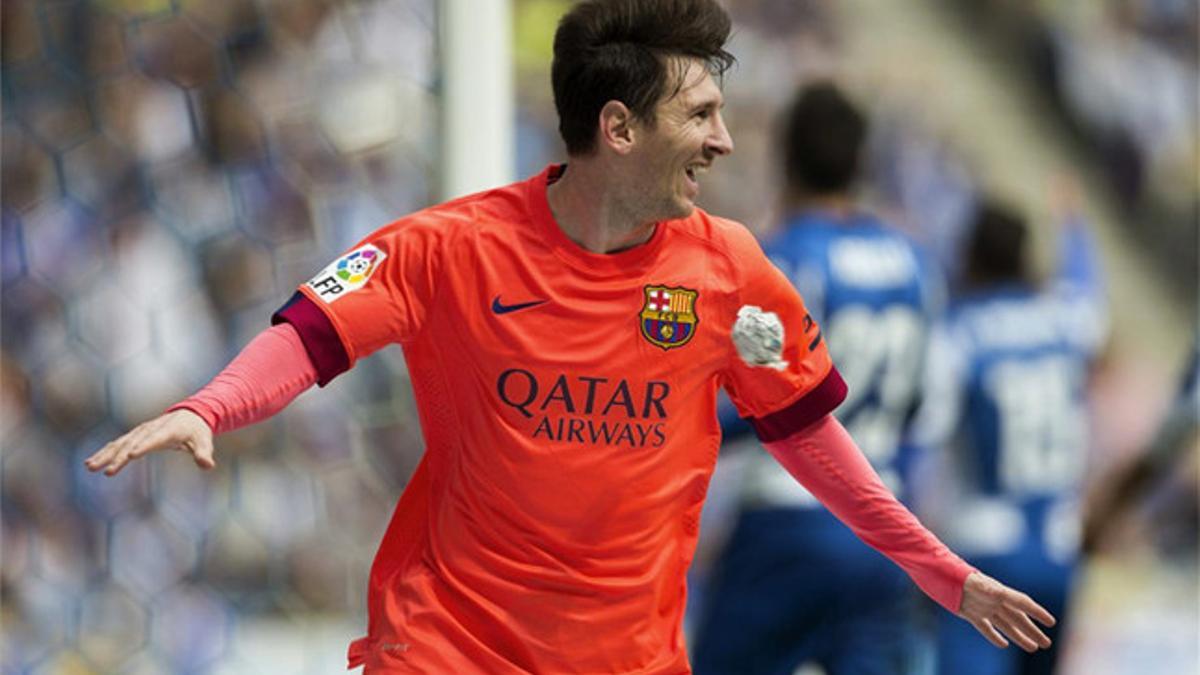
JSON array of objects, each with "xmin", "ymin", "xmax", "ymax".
[{"xmin": 274, "ymin": 165, "xmax": 846, "ymax": 673}]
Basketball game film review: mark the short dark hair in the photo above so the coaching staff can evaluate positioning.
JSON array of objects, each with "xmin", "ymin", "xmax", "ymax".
[
  {"xmin": 966, "ymin": 200, "xmax": 1030, "ymax": 286},
  {"xmin": 551, "ymin": 0, "xmax": 735, "ymax": 156},
  {"xmin": 782, "ymin": 81, "xmax": 867, "ymax": 195}
]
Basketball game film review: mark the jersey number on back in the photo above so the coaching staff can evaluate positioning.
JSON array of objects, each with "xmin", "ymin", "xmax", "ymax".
[
  {"xmin": 825, "ymin": 306, "xmax": 924, "ymax": 490},
  {"xmin": 984, "ymin": 356, "xmax": 1086, "ymax": 494}
]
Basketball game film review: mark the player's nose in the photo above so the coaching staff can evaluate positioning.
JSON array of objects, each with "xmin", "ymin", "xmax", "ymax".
[{"xmin": 707, "ymin": 111, "xmax": 734, "ymax": 156}]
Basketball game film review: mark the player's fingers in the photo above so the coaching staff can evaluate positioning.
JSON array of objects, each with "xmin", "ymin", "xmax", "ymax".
[
  {"xmin": 93, "ymin": 435, "xmax": 139, "ymax": 474},
  {"xmin": 86, "ymin": 425, "xmax": 147, "ymax": 470},
  {"xmin": 104, "ymin": 449, "xmax": 134, "ymax": 476},
  {"xmin": 101, "ymin": 422, "xmax": 167, "ymax": 475},
  {"xmin": 971, "ymin": 617, "xmax": 1008, "ymax": 649},
  {"xmin": 1002, "ymin": 606, "xmax": 1052, "ymax": 649},
  {"xmin": 993, "ymin": 614, "xmax": 1040, "ymax": 653},
  {"xmin": 1014, "ymin": 594, "xmax": 1056, "ymax": 627},
  {"xmin": 85, "ymin": 438, "xmax": 123, "ymax": 470},
  {"xmin": 112, "ymin": 423, "xmax": 164, "ymax": 462}
]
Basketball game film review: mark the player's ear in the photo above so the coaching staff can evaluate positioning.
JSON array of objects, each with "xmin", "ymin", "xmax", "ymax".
[{"xmin": 598, "ymin": 100, "xmax": 636, "ymax": 155}]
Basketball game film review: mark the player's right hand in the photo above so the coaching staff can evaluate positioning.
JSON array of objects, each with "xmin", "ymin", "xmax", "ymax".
[
  {"xmin": 85, "ymin": 409, "xmax": 215, "ymax": 476},
  {"xmin": 958, "ymin": 571, "xmax": 1055, "ymax": 653}
]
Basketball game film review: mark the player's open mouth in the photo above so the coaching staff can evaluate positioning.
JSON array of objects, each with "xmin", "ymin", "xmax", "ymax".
[{"xmin": 684, "ymin": 163, "xmax": 708, "ymax": 190}]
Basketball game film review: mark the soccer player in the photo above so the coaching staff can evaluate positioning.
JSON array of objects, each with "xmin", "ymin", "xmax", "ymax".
[
  {"xmin": 85, "ymin": 1, "xmax": 1055, "ymax": 672},
  {"xmin": 915, "ymin": 200, "xmax": 1107, "ymax": 675},
  {"xmin": 692, "ymin": 82, "xmax": 944, "ymax": 675}
]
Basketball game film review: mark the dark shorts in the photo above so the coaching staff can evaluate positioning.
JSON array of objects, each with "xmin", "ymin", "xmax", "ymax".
[{"xmin": 691, "ymin": 508, "xmax": 924, "ymax": 675}]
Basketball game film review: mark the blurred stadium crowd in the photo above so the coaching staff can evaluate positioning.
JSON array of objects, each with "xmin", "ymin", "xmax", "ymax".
[
  {"xmin": 4, "ymin": 0, "xmax": 439, "ymax": 671},
  {"xmin": 951, "ymin": 0, "xmax": 1197, "ymax": 296},
  {"xmin": 1, "ymin": 0, "xmax": 1195, "ymax": 673}
]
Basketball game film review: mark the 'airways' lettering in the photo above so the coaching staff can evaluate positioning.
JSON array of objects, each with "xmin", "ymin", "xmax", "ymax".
[
  {"xmin": 531, "ymin": 415, "xmax": 667, "ymax": 448},
  {"xmin": 497, "ymin": 369, "xmax": 670, "ymax": 420}
]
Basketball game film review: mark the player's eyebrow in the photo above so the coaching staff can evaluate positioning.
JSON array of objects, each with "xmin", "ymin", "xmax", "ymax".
[{"xmin": 688, "ymin": 98, "xmax": 724, "ymax": 114}]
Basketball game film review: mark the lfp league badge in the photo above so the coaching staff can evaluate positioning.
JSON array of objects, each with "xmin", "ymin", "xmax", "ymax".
[
  {"xmin": 306, "ymin": 243, "xmax": 387, "ymax": 303},
  {"xmin": 639, "ymin": 285, "xmax": 699, "ymax": 350}
]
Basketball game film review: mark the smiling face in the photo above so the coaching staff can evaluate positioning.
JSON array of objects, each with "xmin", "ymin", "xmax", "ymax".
[{"xmin": 626, "ymin": 57, "xmax": 734, "ymax": 221}]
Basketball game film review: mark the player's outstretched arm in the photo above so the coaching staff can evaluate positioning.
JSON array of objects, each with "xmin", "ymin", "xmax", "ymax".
[
  {"xmin": 958, "ymin": 571, "xmax": 1055, "ymax": 652},
  {"xmin": 86, "ymin": 409, "xmax": 215, "ymax": 476},
  {"xmin": 85, "ymin": 322, "xmax": 319, "ymax": 477},
  {"xmin": 761, "ymin": 414, "xmax": 1058, "ymax": 651}
]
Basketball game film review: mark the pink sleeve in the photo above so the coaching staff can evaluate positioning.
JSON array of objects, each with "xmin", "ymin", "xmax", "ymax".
[
  {"xmin": 167, "ymin": 323, "xmax": 318, "ymax": 435},
  {"xmin": 763, "ymin": 414, "xmax": 976, "ymax": 613}
]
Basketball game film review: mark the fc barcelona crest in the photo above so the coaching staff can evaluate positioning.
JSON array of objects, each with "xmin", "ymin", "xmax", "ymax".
[{"xmin": 639, "ymin": 285, "xmax": 699, "ymax": 350}]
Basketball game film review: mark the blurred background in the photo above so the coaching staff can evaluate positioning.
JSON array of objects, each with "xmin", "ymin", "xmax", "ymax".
[{"xmin": 1, "ymin": 0, "xmax": 1195, "ymax": 673}]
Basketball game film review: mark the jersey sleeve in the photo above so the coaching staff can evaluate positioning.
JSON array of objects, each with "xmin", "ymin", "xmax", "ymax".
[
  {"xmin": 271, "ymin": 215, "xmax": 448, "ymax": 386},
  {"xmin": 719, "ymin": 228, "xmax": 847, "ymax": 441}
]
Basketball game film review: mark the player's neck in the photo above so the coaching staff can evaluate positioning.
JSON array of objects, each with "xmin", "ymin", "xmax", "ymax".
[
  {"xmin": 546, "ymin": 162, "xmax": 657, "ymax": 254},
  {"xmin": 786, "ymin": 192, "xmax": 856, "ymax": 221}
]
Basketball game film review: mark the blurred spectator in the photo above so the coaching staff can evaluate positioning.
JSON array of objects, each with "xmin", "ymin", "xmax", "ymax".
[
  {"xmin": 2, "ymin": 1, "xmax": 436, "ymax": 671},
  {"xmin": 1083, "ymin": 334, "xmax": 1199, "ymax": 560},
  {"xmin": 952, "ymin": 0, "xmax": 1198, "ymax": 296},
  {"xmin": 868, "ymin": 108, "xmax": 978, "ymax": 290}
]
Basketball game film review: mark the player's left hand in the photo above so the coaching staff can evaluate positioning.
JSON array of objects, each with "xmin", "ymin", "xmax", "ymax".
[
  {"xmin": 958, "ymin": 571, "xmax": 1055, "ymax": 652},
  {"xmin": 84, "ymin": 409, "xmax": 215, "ymax": 476}
]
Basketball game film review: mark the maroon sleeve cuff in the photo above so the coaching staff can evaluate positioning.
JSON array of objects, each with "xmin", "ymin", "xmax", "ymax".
[
  {"xmin": 271, "ymin": 291, "xmax": 350, "ymax": 387},
  {"xmin": 750, "ymin": 367, "xmax": 848, "ymax": 443}
]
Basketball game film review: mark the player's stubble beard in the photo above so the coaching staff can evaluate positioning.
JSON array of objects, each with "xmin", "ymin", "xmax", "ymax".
[{"xmin": 623, "ymin": 153, "xmax": 701, "ymax": 229}]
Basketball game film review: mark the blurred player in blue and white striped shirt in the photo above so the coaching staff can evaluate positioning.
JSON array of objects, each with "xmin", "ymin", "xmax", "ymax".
[{"xmin": 914, "ymin": 198, "xmax": 1107, "ymax": 675}]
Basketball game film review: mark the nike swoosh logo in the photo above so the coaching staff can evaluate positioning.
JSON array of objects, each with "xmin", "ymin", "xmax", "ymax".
[{"xmin": 492, "ymin": 295, "xmax": 547, "ymax": 315}]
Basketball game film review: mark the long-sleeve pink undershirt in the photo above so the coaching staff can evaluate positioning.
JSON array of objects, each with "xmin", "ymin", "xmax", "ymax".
[
  {"xmin": 763, "ymin": 414, "xmax": 975, "ymax": 612},
  {"xmin": 170, "ymin": 325, "xmax": 973, "ymax": 612},
  {"xmin": 168, "ymin": 323, "xmax": 318, "ymax": 434}
]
